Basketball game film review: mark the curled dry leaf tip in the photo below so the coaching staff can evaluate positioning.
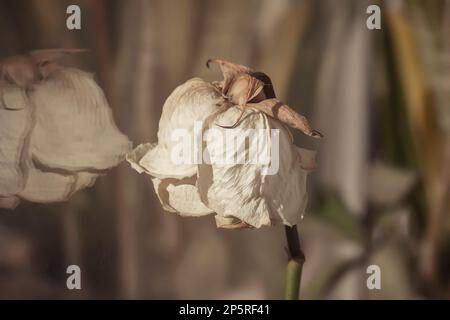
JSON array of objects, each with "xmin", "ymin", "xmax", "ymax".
[{"xmin": 206, "ymin": 58, "xmax": 323, "ymax": 139}]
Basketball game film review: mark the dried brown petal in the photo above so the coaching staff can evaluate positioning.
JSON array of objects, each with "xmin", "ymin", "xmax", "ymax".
[
  {"xmin": 248, "ymin": 98, "xmax": 323, "ymax": 138},
  {"xmin": 206, "ymin": 59, "xmax": 252, "ymax": 95},
  {"xmin": 227, "ymin": 73, "xmax": 265, "ymax": 105},
  {"xmin": 214, "ymin": 216, "xmax": 252, "ymax": 229}
]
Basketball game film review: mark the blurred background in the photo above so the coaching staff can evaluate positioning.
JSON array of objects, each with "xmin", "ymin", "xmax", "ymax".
[{"xmin": 0, "ymin": 0, "xmax": 449, "ymax": 299}]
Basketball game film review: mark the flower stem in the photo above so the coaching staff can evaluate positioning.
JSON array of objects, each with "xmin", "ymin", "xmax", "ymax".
[{"xmin": 284, "ymin": 225, "xmax": 305, "ymax": 300}]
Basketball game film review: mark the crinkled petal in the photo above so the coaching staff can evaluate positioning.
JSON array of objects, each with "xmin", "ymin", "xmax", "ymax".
[
  {"xmin": 137, "ymin": 78, "xmax": 224, "ymax": 179},
  {"xmin": 198, "ymin": 106, "xmax": 311, "ymax": 228},
  {"xmin": 29, "ymin": 68, "xmax": 131, "ymax": 171},
  {"xmin": 128, "ymin": 143, "xmax": 212, "ymax": 216}
]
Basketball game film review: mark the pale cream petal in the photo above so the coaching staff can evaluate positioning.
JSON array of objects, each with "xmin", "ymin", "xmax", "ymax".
[
  {"xmin": 214, "ymin": 215, "xmax": 252, "ymax": 229},
  {"xmin": 72, "ymin": 171, "xmax": 99, "ymax": 192},
  {"xmin": 128, "ymin": 144, "xmax": 212, "ymax": 217},
  {"xmin": 151, "ymin": 177, "xmax": 213, "ymax": 216},
  {"xmin": 1, "ymin": 85, "xmax": 27, "ymax": 110},
  {"xmin": 198, "ymin": 106, "xmax": 310, "ymax": 228},
  {"xmin": 136, "ymin": 78, "xmax": 224, "ymax": 179},
  {"xmin": 126, "ymin": 143, "xmax": 154, "ymax": 174},
  {"xmin": 29, "ymin": 68, "xmax": 131, "ymax": 171},
  {"xmin": 0, "ymin": 96, "xmax": 32, "ymax": 196},
  {"xmin": 18, "ymin": 160, "xmax": 76, "ymax": 203}
]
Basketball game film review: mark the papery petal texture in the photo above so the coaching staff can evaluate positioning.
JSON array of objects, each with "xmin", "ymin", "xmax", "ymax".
[
  {"xmin": 127, "ymin": 76, "xmax": 316, "ymax": 228},
  {"xmin": 197, "ymin": 106, "xmax": 313, "ymax": 228},
  {"xmin": 137, "ymin": 78, "xmax": 225, "ymax": 179},
  {"xmin": 126, "ymin": 78, "xmax": 224, "ymax": 216}
]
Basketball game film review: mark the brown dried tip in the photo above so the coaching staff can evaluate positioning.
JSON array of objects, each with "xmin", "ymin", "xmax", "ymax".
[
  {"xmin": 248, "ymin": 98, "xmax": 323, "ymax": 138},
  {"xmin": 206, "ymin": 59, "xmax": 322, "ymax": 138},
  {"xmin": 206, "ymin": 58, "xmax": 252, "ymax": 94}
]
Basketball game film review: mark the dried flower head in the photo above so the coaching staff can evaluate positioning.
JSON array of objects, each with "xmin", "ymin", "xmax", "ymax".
[{"xmin": 128, "ymin": 60, "xmax": 321, "ymax": 228}]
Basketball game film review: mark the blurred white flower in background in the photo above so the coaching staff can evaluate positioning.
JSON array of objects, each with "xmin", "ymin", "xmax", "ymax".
[{"xmin": 0, "ymin": 49, "xmax": 131, "ymax": 209}]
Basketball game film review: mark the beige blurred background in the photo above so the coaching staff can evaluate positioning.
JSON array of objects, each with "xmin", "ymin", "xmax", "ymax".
[{"xmin": 0, "ymin": 0, "xmax": 450, "ymax": 299}]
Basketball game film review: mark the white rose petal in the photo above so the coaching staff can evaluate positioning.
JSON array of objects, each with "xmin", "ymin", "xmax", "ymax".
[{"xmin": 197, "ymin": 106, "xmax": 313, "ymax": 228}]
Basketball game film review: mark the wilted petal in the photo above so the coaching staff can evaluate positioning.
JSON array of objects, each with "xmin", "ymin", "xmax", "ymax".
[
  {"xmin": 126, "ymin": 79, "xmax": 224, "ymax": 215},
  {"xmin": 214, "ymin": 215, "xmax": 251, "ymax": 229},
  {"xmin": 135, "ymin": 78, "xmax": 224, "ymax": 179},
  {"xmin": 18, "ymin": 159, "xmax": 76, "ymax": 203},
  {"xmin": 152, "ymin": 177, "xmax": 213, "ymax": 216},
  {"xmin": 128, "ymin": 143, "xmax": 212, "ymax": 217},
  {"xmin": 198, "ymin": 106, "xmax": 312, "ymax": 228},
  {"xmin": 73, "ymin": 171, "xmax": 99, "ymax": 191},
  {"xmin": 1, "ymin": 84, "xmax": 28, "ymax": 110},
  {"xmin": 29, "ymin": 68, "xmax": 131, "ymax": 172},
  {"xmin": 206, "ymin": 59, "xmax": 252, "ymax": 94},
  {"xmin": 126, "ymin": 143, "xmax": 154, "ymax": 174},
  {"xmin": 248, "ymin": 99, "xmax": 323, "ymax": 138},
  {"xmin": 0, "ymin": 93, "xmax": 32, "ymax": 196}
]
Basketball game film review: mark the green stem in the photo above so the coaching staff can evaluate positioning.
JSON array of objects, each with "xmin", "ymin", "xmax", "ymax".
[{"xmin": 284, "ymin": 225, "xmax": 305, "ymax": 300}]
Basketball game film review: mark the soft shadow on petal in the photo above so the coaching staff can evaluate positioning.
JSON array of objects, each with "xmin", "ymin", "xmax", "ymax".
[{"xmin": 18, "ymin": 159, "xmax": 76, "ymax": 203}]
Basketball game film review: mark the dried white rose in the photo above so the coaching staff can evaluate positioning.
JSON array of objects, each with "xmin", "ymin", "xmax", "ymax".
[
  {"xmin": 0, "ymin": 50, "xmax": 131, "ymax": 209},
  {"xmin": 128, "ymin": 61, "xmax": 320, "ymax": 228}
]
